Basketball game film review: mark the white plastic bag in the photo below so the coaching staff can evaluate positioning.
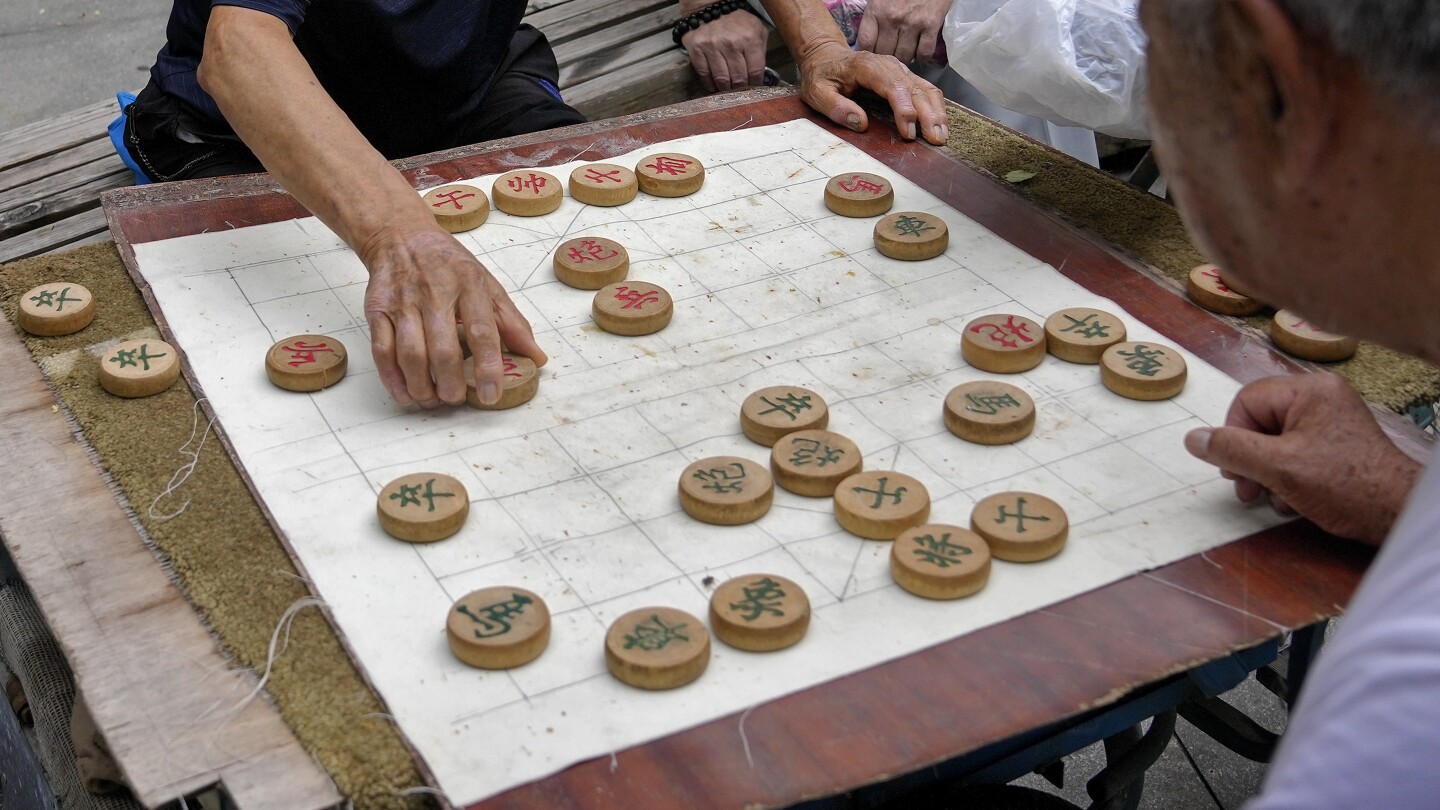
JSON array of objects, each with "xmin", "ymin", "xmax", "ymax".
[{"xmin": 944, "ymin": 0, "xmax": 1149, "ymax": 138}]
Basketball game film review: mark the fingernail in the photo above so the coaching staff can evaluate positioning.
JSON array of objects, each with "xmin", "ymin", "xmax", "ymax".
[
  {"xmin": 846, "ymin": 113, "xmax": 861, "ymax": 130},
  {"xmin": 935, "ymin": 124, "xmax": 948, "ymax": 141},
  {"xmin": 481, "ymin": 382, "xmax": 500, "ymax": 404},
  {"xmin": 907, "ymin": 122, "xmax": 917, "ymax": 140},
  {"xmin": 1184, "ymin": 428, "xmax": 1213, "ymax": 459}
]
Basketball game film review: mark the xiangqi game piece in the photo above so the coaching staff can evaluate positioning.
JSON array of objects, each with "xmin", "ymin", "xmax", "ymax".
[
  {"xmin": 569, "ymin": 163, "xmax": 638, "ymax": 206},
  {"xmin": 1186, "ymin": 264, "xmax": 1263, "ymax": 316},
  {"xmin": 823, "ymin": 171, "xmax": 895, "ymax": 218},
  {"xmin": 605, "ymin": 606, "xmax": 710, "ymax": 690},
  {"xmin": 553, "ymin": 236, "xmax": 629, "ymax": 290},
  {"xmin": 943, "ymin": 380, "xmax": 1035, "ymax": 445},
  {"xmin": 447, "ymin": 586, "xmax": 550, "ymax": 669},
  {"xmin": 635, "ymin": 153, "xmax": 705, "ymax": 197},
  {"xmin": 17, "ymin": 282, "xmax": 94, "ymax": 336},
  {"xmin": 890, "ymin": 524, "xmax": 992, "ymax": 600},
  {"xmin": 98, "ymin": 338, "xmax": 181, "ymax": 398},
  {"xmin": 679, "ymin": 455, "xmax": 774, "ymax": 525},
  {"xmin": 961, "ymin": 313, "xmax": 1047, "ymax": 373},
  {"xmin": 873, "ymin": 211, "xmax": 948, "ymax": 261},
  {"xmin": 770, "ymin": 429, "xmax": 862, "ymax": 496},
  {"xmin": 1270, "ymin": 310, "xmax": 1359, "ymax": 362},
  {"xmin": 833, "ymin": 470, "xmax": 931, "ymax": 540},
  {"xmin": 377, "ymin": 472, "xmax": 469, "ymax": 543},
  {"xmin": 592, "ymin": 281, "xmax": 673, "ymax": 336},
  {"xmin": 970, "ymin": 492, "xmax": 1068, "ymax": 562},
  {"xmin": 492, "ymin": 169, "xmax": 562, "ymax": 216},
  {"xmin": 265, "ymin": 334, "xmax": 347, "ymax": 392},
  {"xmin": 708, "ymin": 573, "xmax": 810, "ymax": 652},
  {"xmin": 1101, "ymin": 341, "xmax": 1188, "ymax": 400},
  {"xmin": 464, "ymin": 352, "xmax": 539, "ymax": 410},
  {"xmin": 740, "ymin": 385, "xmax": 829, "ymax": 446},
  {"xmin": 422, "ymin": 184, "xmax": 489, "ymax": 233},
  {"xmin": 1043, "ymin": 307, "xmax": 1127, "ymax": 364}
]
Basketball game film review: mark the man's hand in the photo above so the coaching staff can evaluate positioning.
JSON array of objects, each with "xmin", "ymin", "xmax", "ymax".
[
  {"xmin": 856, "ymin": 0, "xmax": 951, "ymax": 65},
  {"xmin": 1184, "ymin": 373, "xmax": 1422, "ymax": 545},
  {"xmin": 798, "ymin": 42, "xmax": 948, "ymax": 143},
  {"xmin": 360, "ymin": 228, "xmax": 546, "ymax": 408},
  {"xmin": 683, "ymin": 9, "xmax": 769, "ymax": 92}
]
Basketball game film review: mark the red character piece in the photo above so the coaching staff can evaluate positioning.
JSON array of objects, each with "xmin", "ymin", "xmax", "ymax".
[
  {"xmin": 566, "ymin": 239, "xmax": 619, "ymax": 264},
  {"xmin": 430, "ymin": 189, "xmax": 476, "ymax": 210},
  {"xmin": 614, "ymin": 286, "xmax": 660, "ymax": 310},
  {"xmin": 837, "ymin": 175, "xmax": 884, "ymax": 195},
  {"xmin": 584, "ymin": 168, "xmax": 623, "ymax": 184},
  {"xmin": 506, "ymin": 173, "xmax": 547, "ymax": 194},
  {"xmin": 969, "ymin": 316, "xmax": 1035, "ymax": 349},
  {"xmin": 502, "ymin": 357, "xmax": 523, "ymax": 379},
  {"xmin": 1201, "ymin": 268, "xmax": 1233, "ymax": 293},
  {"xmin": 283, "ymin": 340, "xmax": 334, "ymax": 367},
  {"xmin": 644, "ymin": 156, "xmax": 694, "ymax": 176}
]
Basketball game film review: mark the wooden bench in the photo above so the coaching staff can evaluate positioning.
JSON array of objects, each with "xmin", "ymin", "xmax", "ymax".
[{"xmin": 0, "ymin": 0, "xmax": 789, "ymax": 266}]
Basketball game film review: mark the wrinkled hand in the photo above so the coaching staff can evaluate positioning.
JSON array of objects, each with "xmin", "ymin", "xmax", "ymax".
[
  {"xmin": 361, "ymin": 228, "xmax": 546, "ymax": 408},
  {"xmin": 684, "ymin": 10, "xmax": 769, "ymax": 92},
  {"xmin": 1184, "ymin": 373, "xmax": 1422, "ymax": 545},
  {"xmin": 798, "ymin": 43, "xmax": 948, "ymax": 143},
  {"xmin": 857, "ymin": 0, "xmax": 951, "ymax": 65}
]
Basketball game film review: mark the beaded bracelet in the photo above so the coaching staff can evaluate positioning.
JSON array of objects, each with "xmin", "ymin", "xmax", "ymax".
[{"xmin": 672, "ymin": 0, "xmax": 759, "ymax": 45}]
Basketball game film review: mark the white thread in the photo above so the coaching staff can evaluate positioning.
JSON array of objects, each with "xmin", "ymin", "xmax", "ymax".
[
  {"xmin": 738, "ymin": 706, "xmax": 756, "ymax": 769},
  {"xmin": 199, "ymin": 596, "xmax": 326, "ymax": 725},
  {"xmin": 727, "ymin": 115, "xmax": 756, "ymax": 131},
  {"xmin": 609, "ymin": 751, "xmax": 618, "ymax": 773},
  {"xmin": 396, "ymin": 786, "xmax": 449, "ymax": 798},
  {"xmin": 148, "ymin": 397, "xmax": 218, "ymax": 521}
]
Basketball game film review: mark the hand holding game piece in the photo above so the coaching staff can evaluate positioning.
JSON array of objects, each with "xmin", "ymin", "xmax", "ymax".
[
  {"xmin": 98, "ymin": 339, "xmax": 181, "ymax": 398},
  {"xmin": 17, "ymin": 282, "xmax": 95, "ymax": 336},
  {"xmin": 553, "ymin": 237, "xmax": 630, "ymax": 290},
  {"xmin": 492, "ymin": 170, "xmax": 562, "ymax": 216},
  {"xmin": 377, "ymin": 472, "xmax": 469, "ymax": 543},
  {"xmin": 709, "ymin": 574, "xmax": 811, "ymax": 651},
  {"xmin": 740, "ymin": 385, "xmax": 829, "ymax": 446},
  {"xmin": 447, "ymin": 587, "xmax": 550, "ymax": 669},
  {"xmin": 834, "ymin": 470, "xmax": 931, "ymax": 540},
  {"xmin": 770, "ymin": 429, "xmax": 863, "ymax": 496},
  {"xmin": 592, "ymin": 281, "xmax": 673, "ymax": 336},
  {"xmin": 605, "ymin": 606, "xmax": 711, "ymax": 690},
  {"xmin": 1044, "ymin": 308, "xmax": 1127, "ymax": 364},
  {"xmin": 422, "ymin": 184, "xmax": 490, "ymax": 233},
  {"xmin": 823, "ymin": 172, "xmax": 894, "ymax": 218},
  {"xmin": 873, "ymin": 211, "xmax": 948, "ymax": 260},
  {"xmin": 943, "ymin": 381, "xmax": 1035, "ymax": 445},
  {"xmin": 961, "ymin": 313, "xmax": 1047, "ymax": 373},
  {"xmin": 1187, "ymin": 264, "xmax": 1264, "ymax": 316},
  {"xmin": 569, "ymin": 163, "xmax": 638, "ymax": 206},
  {"xmin": 890, "ymin": 524, "xmax": 992, "ymax": 599},
  {"xmin": 970, "ymin": 492, "xmax": 1068, "ymax": 562},
  {"xmin": 1101, "ymin": 341, "xmax": 1188, "ymax": 400},
  {"xmin": 265, "ymin": 334, "xmax": 348, "ymax": 392},
  {"xmin": 464, "ymin": 352, "xmax": 538, "ymax": 410},
  {"xmin": 679, "ymin": 456, "xmax": 774, "ymax": 525},
  {"xmin": 636, "ymin": 153, "xmax": 705, "ymax": 197},
  {"xmin": 1270, "ymin": 310, "xmax": 1359, "ymax": 362}
]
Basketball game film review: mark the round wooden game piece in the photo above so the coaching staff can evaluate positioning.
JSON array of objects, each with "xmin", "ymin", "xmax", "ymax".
[
  {"xmin": 873, "ymin": 211, "xmax": 948, "ymax": 261},
  {"xmin": 376, "ymin": 472, "xmax": 469, "ymax": 543},
  {"xmin": 943, "ymin": 380, "xmax": 1035, "ymax": 445},
  {"xmin": 961, "ymin": 313, "xmax": 1047, "ymax": 373},
  {"xmin": 1186, "ymin": 264, "xmax": 1263, "ymax": 316},
  {"xmin": 17, "ymin": 282, "xmax": 95, "ymax": 336},
  {"xmin": 1101, "ymin": 341, "xmax": 1188, "ymax": 401},
  {"xmin": 890, "ymin": 524, "xmax": 992, "ymax": 600},
  {"xmin": 1270, "ymin": 310, "xmax": 1359, "ymax": 362},
  {"xmin": 98, "ymin": 339, "xmax": 181, "ymax": 398},
  {"xmin": 770, "ymin": 429, "xmax": 863, "ymax": 496},
  {"xmin": 491, "ymin": 169, "xmax": 562, "ymax": 217},
  {"xmin": 970, "ymin": 492, "xmax": 1068, "ymax": 562},
  {"xmin": 446, "ymin": 586, "xmax": 550, "ymax": 670},
  {"xmin": 833, "ymin": 470, "xmax": 931, "ymax": 540},
  {"xmin": 823, "ymin": 172, "xmax": 895, "ymax": 218},
  {"xmin": 569, "ymin": 163, "xmax": 638, "ymax": 206},
  {"xmin": 553, "ymin": 237, "xmax": 629, "ymax": 290},
  {"xmin": 264, "ymin": 334, "xmax": 347, "ymax": 392},
  {"xmin": 464, "ymin": 352, "xmax": 539, "ymax": 410},
  {"xmin": 739, "ymin": 386, "xmax": 829, "ymax": 446},
  {"xmin": 1043, "ymin": 307, "xmax": 1127, "ymax": 364},
  {"xmin": 708, "ymin": 573, "xmax": 810, "ymax": 652},
  {"xmin": 635, "ymin": 153, "xmax": 705, "ymax": 197},
  {"xmin": 592, "ymin": 281, "xmax": 672, "ymax": 336},
  {"xmin": 678, "ymin": 456, "xmax": 774, "ymax": 525},
  {"xmin": 422, "ymin": 184, "xmax": 489, "ymax": 233},
  {"xmin": 605, "ymin": 606, "xmax": 710, "ymax": 690}
]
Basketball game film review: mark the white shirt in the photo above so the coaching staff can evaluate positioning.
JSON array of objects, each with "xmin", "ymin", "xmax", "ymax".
[{"xmin": 1249, "ymin": 455, "xmax": 1440, "ymax": 808}]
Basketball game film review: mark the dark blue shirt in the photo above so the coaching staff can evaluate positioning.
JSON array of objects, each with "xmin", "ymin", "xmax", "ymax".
[{"xmin": 150, "ymin": 0, "xmax": 526, "ymax": 158}]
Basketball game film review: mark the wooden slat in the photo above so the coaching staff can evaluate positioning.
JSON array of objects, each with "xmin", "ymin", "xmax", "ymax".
[
  {"xmin": 0, "ymin": 154, "xmax": 128, "ymax": 217},
  {"xmin": 0, "ymin": 99, "xmax": 119, "ymax": 173},
  {"xmin": 0, "ymin": 170, "xmax": 131, "ymax": 240},
  {"xmin": 0, "ymin": 208, "xmax": 109, "ymax": 265},
  {"xmin": 555, "ymin": 7, "xmax": 674, "ymax": 78},
  {"xmin": 566, "ymin": 47, "xmax": 704, "ymax": 120},
  {"xmin": 534, "ymin": 0, "xmax": 670, "ymax": 44},
  {"xmin": 0, "ymin": 139, "xmax": 116, "ymax": 195}
]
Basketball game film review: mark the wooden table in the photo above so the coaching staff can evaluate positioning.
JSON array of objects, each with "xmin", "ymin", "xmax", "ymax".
[{"xmin": 98, "ymin": 88, "xmax": 1370, "ymax": 810}]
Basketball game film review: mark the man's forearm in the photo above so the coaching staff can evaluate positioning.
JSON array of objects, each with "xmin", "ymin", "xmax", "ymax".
[{"xmin": 758, "ymin": 0, "xmax": 851, "ymax": 64}]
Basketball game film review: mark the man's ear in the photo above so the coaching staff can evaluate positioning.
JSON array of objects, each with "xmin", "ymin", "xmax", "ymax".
[{"xmin": 1224, "ymin": 0, "xmax": 1334, "ymax": 191}]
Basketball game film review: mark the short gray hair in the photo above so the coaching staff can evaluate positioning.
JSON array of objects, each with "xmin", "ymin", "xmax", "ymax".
[{"xmin": 1161, "ymin": 0, "xmax": 1440, "ymax": 118}]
